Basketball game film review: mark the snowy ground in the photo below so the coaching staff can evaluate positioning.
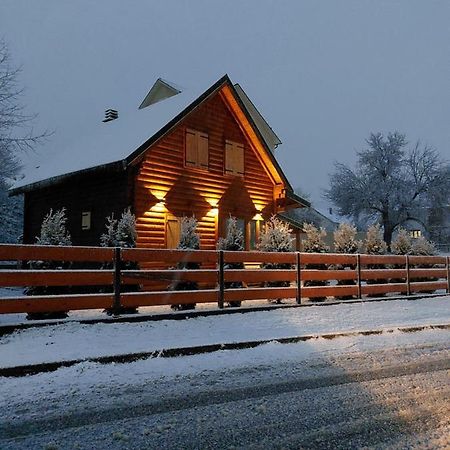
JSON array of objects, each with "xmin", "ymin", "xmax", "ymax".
[
  {"xmin": 1, "ymin": 328, "xmax": 449, "ymax": 449},
  {"xmin": 1, "ymin": 296, "xmax": 449, "ymax": 369},
  {"xmin": 1, "ymin": 294, "xmax": 449, "ymax": 449}
]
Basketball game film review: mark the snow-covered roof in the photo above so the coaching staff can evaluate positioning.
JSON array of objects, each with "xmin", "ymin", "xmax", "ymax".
[
  {"xmin": 11, "ymin": 76, "xmax": 226, "ymax": 192},
  {"xmin": 11, "ymin": 74, "xmax": 286, "ymax": 194}
]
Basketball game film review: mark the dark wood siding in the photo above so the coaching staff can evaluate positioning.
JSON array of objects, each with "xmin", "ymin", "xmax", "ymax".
[
  {"xmin": 134, "ymin": 88, "xmax": 276, "ymax": 250},
  {"xmin": 23, "ymin": 169, "xmax": 131, "ymax": 246}
]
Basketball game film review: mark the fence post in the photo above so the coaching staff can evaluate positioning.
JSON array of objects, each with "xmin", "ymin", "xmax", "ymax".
[
  {"xmin": 112, "ymin": 247, "xmax": 122, "ymax": 315},
  {"xmin": 218, "ymin": 250, "xmax": 224, "ymax": 309},
  {"xmin": 356, "ymin": 254, "xmax": 362, "ymax": 299},
  {"xmin": 406, "ymin": 255, "xmax": 411, "ymax": 296},
  {"xmin": 296, "ymin": 252, "xmax": 301, "ymax": 304},
  {"xmin": 446, "ymin": 256, "xmax": 450, "ymax": 294}
]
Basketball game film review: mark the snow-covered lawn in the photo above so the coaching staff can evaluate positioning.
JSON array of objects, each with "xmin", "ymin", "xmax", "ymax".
[{"xmin": 1, "ymin": 296, "xmax": 448, "ymax": 369}]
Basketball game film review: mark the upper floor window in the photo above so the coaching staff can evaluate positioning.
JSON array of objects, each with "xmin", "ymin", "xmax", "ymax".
[
  {"xmin": 225, "ymin": 140, "xmax": 244, "ymax": 176},
  {"xmin": 185, "ymin": 128, "xmax": 209, "ymax": 169}
]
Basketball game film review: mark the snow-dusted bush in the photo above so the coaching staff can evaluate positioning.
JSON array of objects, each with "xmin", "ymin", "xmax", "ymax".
[
  {"xmin": 333, "ymin": 223, "xmax": 360, "ymax": 254},
  {"xmin": 101, "ymin": 208, "xmax": 138, "ymax": 315},
  {"xmin": 37, "ymin": 208, "xmax": 72, "ymax": 246},
  {"xmin": 302, "ymin": 223, "xmax": 329, "ymax": 254},
  {"xmin": 171, "ymin": 216, "xmax": 200, "ymax": 311},
  {"xmin": 100, "ymin": 208, "xmax": 136, "ymax": 248},
  {"xmin": 302, "ymin": 223, "xmax": 329, "ymax": 302},
  {"xmin": 363, "ymin": 224, "xmax": 388, "ymax": 295},
  {"xmin": 364, "ymin": 224, "xmax": 388, "ymax": 255},
  {"xmin": 258, "ymin": 216, "xmax": 294, "ymax": 304},
  {"xmin": 333, "ymin": 223, "xmax": 359, "ymax": 299},
  {"xmin": 411, "ymin": 236, "xmax": 438, "ymax": 292},
  {"xmin": 26, "ymin": 208, "xmax": 72, "ymax": 319},
  {"xmin": 218, "ymin": 216, "xmax": 245, "ymax": 307},
  {"xmin": 411, "ymin": 236, "xmax": 437, "ymax": 256},
  {"xmin": 391, "ymin": 228, "xmax": 412, "ymax": 255},
  {"xmin": 259, "ymin": 216, "xmax": 294, "ymax": 253},
  {"xmin": 390, "ymin": 228, "xmax": 412, "ymax": 294}
]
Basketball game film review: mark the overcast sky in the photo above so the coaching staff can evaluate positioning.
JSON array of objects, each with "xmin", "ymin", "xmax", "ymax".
[{"xmin": 2, "ymin": 0, "xmax": 449, "ymax": 206}]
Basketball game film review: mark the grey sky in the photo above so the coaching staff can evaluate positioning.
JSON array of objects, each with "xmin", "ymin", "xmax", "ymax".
[{"xmin": 2, "ymin": 0, "xmax": 449, "ymax": 206}]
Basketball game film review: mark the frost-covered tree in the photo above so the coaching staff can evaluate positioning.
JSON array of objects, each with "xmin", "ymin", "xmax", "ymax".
[
  {"xmin": 333, "ymin": 223, "xmax": 359, "ymax": 299},
  {"xmin": 218, "ymin": 216, "xmax": 244, "ymax": 307},
  {"xmin": 302, "ymin": 223, "xmax": 329, "ymax": 301},
  {"xmin": 391, "ymin": 228, "xmax": 413, "ymax": 255},
  {"xmin": 171, "ymin": 217, "xmax": 200, "ymax": 311},
  {"xmin": 100, "ymin": 208, "xmax": 137, "ymax": 248},
  {"xmin": 0, "ymin": 40, "xmax": 49, "ymax": 243},
  {"xmin": 411, "ymin": 236, "xmax": 437, "ymax": 256},
  {"xmin": 326, "ymin": 132, "xmax": 450, "ymax": 246},
  {"xmin": 26, "ymin": 208, "xmax": 71, "ymax": 319},
  {"xmin": 363, "ymin": 224, "xmax": 388, "ymax": 293},
  {"xmin": 258, "ymin": 216, "xmax": 294, "ymax": 253},
  {"xmin": 333, "ymin": 223, "xmax": 360, "ymax": 254},
  {"xmin": 258, "ymin": 216, "xmax": 294, "ymax": 304},
  {"xmin": 364, "ymin": 224, "xmax": 388, "ymax": 255},
  {"xmin": 101, "ymin": 208, "xmax": 138, "ymax": 315},
  {"xmin": 410, "ymin": 236, "xmax": 438, "ymax": 292},
  {"xmin": 36, "ymin": 208, "xmax": 71, "ymax": 246}
]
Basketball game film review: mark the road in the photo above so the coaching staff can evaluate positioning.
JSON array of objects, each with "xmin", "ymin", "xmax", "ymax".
[{"xmin": 1, "ymin": 331, "xmax": 449, "ymax": 449}]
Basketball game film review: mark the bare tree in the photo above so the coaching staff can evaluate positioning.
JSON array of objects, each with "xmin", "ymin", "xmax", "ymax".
[
  {"xmin": 0, "ymin": 39, "xmax": 50, "ymax": 242},
  {"xmin": 325, "ymin": 132, "xmax": 450, "ymax": 246},
  {"xmin": 0, "ymin": 39, "xmax": 49, "ymax": 182}
]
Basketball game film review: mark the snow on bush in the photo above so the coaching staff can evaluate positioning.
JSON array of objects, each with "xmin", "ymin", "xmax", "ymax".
[
  {"xmin": 411, "ymin": 236, "xmax": 437, "ymax": 256},
  {"xmin": 333, "ymin": 223, "xmax": 359, "ymax": 299},
  {"xmin": 411, "ymin": 236, "xmax": 438, "ymax": 292},
  {"xmin": 218, "ymin": 216, "xmax": 244, "ymax": 307},
  {"xmin": 333, "ymin": 223, "xmax": 360, "ymax": 254},
  {"xmin": 364, "ymin": 224, "xmax": 388, "ymax": 255},
  {"xmin": 302, "ymin": 223, "xmax": 329, "ymax": 301},
  {"xmin": 171, "ymin": 216, "xmax": 200, "ymax": 311},
  {"xmin": 100, "ymin": 208, "xmax": 136, "ymax": 248},
  {"xmin": 363, "ymin": 224, "xmax": 388, "ymax": 295},
  {"xmin": 258, "ymin": 216, "xmax": 294, "ymax": 304},
  {"xmin": 391, "ymin": 228, "xmax": 412, "ymax": 255},
  {"xmin": 36, "ymin": 208, "xmax": 71, "ymax": 246},
  {"xmin": 100, "ymin": 208, "xmax": 138, "ymax": 315},
  {"xmin": 301, "ymin": 223, "xmax": 329, "ymax": 254},
  {"xmin": 258, "ymin": 216, "xmax": 294, "ymax": 253},
  {"xmin": 26, "ymin": 208, "xmax": 71, "ymax": 319}
]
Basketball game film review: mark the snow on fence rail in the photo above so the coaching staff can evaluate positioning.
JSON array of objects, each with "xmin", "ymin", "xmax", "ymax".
[{"xmin": 0, "ymin": 244, "xmax": 449, "ymax": 315}]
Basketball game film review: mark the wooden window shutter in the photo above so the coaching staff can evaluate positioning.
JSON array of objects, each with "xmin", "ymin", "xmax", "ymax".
[
  {"xmin": 225, "ymin": 140, "xmax": 244, "ymax": 175},
  {"xmin": 166, "ymin": 217, "xmax": 181, "ymax": 249},
  {"xmin": 235, "ymin": 142, "xmax": 244, "ymax": 175},
  {"xmin": 225, "ymin": 140, "xmax": 234, "ymax": 173},
  {"xmin": 185, "ymin": 129, "xmax": 197, "ymax": 167},
  {"xmin": 198, "ymin": 132, "xmax": 209, "ymax": 168}
]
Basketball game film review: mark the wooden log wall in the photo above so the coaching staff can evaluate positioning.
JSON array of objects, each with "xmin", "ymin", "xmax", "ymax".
[{"xmin": 134, "ymin": 88, "xmax": 276, "ymax": 252}]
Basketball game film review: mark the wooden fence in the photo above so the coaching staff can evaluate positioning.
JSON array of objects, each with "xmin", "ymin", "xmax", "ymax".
[{"xmin": 0, "ymin": 244, "xmax": 449, "ymax": 315}]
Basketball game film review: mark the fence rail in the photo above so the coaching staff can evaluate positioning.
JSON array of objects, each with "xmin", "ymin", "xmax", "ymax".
[{"xmin": 0, "ymin": 244, "xmax": 448, "ymax": 315}]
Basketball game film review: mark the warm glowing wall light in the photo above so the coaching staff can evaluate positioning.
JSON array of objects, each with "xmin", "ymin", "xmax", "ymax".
[
  {"xmin": 253, "ymin": 213, "xmax": 263, "ymax": 221},
  {"xmin": 209, "ymin": 207, "xmax": 219, "ymax": 217}
]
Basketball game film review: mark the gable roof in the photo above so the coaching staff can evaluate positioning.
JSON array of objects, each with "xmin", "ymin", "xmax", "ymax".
[{"xmin": 10, "ymin": 74, "xmax": 308, "ymax": 208}]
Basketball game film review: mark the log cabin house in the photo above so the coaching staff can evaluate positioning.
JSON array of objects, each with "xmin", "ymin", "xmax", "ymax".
[{"xmin": 11, "ymin": 75, "xmax": 309, "ymax": 250}]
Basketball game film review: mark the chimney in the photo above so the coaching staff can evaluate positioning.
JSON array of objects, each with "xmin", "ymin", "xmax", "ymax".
[{"xmin": 102, "ymin": 109, "xmax": 118, "ymax": 123}]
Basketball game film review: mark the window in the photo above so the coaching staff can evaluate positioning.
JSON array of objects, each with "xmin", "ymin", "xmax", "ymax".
[
  {"xmin": 166, "ymin": 216, "xmax": 181, "ymax": 249},
  {"xmin": 225, "ymin": 140, "xmax": 244, "ymax": 176},
  {"xmin": 410, "ymin": 229, "xmax": 422, "ymax": 239},
  {"xmin": 185, "ymin": 129, "xmax": 209, "ymax": 169},
  {"xmin": 81, "ymin": 211, "xmax": 91, "ymax": 231}
]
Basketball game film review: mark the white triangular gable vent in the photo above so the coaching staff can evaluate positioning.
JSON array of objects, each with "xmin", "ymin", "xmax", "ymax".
[{"xmin": 139, "ymin": 78, "xmax": 182, "ymax": 109}]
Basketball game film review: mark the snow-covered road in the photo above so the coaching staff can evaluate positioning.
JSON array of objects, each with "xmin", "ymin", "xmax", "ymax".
[
  {"xmin": 1, "ymin": 296, "xmax": 449, "ymax": 368},
  {"xmin": 1, "ymin": 328, "xmax": 449, "ymax": 449}
]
